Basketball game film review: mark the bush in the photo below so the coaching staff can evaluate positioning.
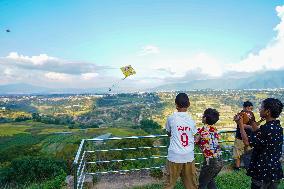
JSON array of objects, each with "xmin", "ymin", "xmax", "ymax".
[
  {"xmin": 41, "ymin": 171, "xmax": 66, "ymax": 189},
  {"xmin": 0, "ymin": 156, "xmax": 67, "ymax": 185},
  {"xmin": 135, "ymin": 169, "xmax": 284, "ymax": 189},
  {"xmin": 139, "ymin": 119, "xmax": 162, "ymax": 133},
  {"xmin": 24, "ymin": 171, "xmax": 66, "ymax": 189},
  {"xmin": 14, "ymin": 116, "xmax": 31, "ymax": 122}
]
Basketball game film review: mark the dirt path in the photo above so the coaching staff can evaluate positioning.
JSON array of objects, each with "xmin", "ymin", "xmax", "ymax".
[{"xmin": 93, "ymin": 171, "xmax": 160, "ymax": 189}]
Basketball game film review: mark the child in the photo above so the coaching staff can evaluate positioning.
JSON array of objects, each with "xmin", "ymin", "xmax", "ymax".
[
  {"xmin": 236, "ymin": 98, "xmax": 283, "ymax": 189},
  {"xmin": 195, "ymin": 108, "xmax": 223, "ymax": 189},
  {"xmin": 233, "ymin": 101, "xmax": 255, "ymax": 170},
  {"xmin": 164, "ymin": 93, "xmax": 198, "ymax": 189}
]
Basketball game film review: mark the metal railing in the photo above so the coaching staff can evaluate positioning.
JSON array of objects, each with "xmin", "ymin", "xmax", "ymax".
[{"xmin": 72, "ymin": 130, "xmax": 236, "ymax": 189}]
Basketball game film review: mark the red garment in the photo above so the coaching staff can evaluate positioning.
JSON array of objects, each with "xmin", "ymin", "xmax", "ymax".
[{"xmin": 196, "ymin": 125, "xmax": 221, "ymax": 158}]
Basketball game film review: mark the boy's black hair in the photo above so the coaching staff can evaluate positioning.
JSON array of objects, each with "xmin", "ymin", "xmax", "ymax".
[
  {"xmin": 243, "ymin": 101, "xmax": 253, "ymax": 107},
  {"xmin": 203, "ymin": 108, "xmax": 219, "ymax": 125},
  {"xmin": 262, "ymin": 98, "xmax": 283, "ymax": 118},
  {"xmin": 175, "ymin": 93, "xmax": 189, "ymax": 108}
]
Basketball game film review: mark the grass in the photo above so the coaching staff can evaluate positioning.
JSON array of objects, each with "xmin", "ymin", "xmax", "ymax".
[
  {"xmin": 0, "ymin": 121, "xmax": 147, "ymax": 137},
  {"xmin": 133, "ymin": 169, "xmax": 284, "ymax": 189},
  {"xmin": 0, "ymin": 121, "xmax": 81, "ymax": 136},
  {"xmin": 86, "ymin": 127, "xmax": 148, "ymax": 137},
  {"xmin": 0, "ymin": 123, "xmax": 30, "ymax": 136},
  {"xmin": 38, "ymin": 128, "xmax": 76, "ymax": 134}
]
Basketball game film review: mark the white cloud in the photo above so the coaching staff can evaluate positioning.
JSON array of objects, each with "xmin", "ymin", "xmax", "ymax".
[
  {"xmin": 0, "ymin": 52, "xmax": 104, "ymax": 75},
  {"xmin": 142, "ymin": 5, "xmax": 284, "ymax": 84},
  {"xmin": 275, "ymin": 5, "xmax": 284, "ymax": 40},
  {"xmin": 3, "ymin": 68, "xmax": 13, "ymax": 76},
  {"xmin": 189, "ymin": 53, "xmax": 224, "ymax": 77},
  {"xmin": 81, "ymin": 72, "xmax": 99, "ymax": 80},
  {"xmin": 151, "ymin": 52, "xmax": 224, "ymax": 78},
  {"xmin": 228, "ymin": 5, "xmax": 284, "ymax": 73},
  {"xmin": 138, "ymin": 45, "xmax": 160, "ymax": 56},
  {"xmin": 45, "ymin": 72, "xmax": 72, "ymax": 81},
  {"xmin": 0, "ymin": 53, "xmax": 121, "ymax": 88},
  {"xmin": 7, "ymin": 52, "xmax": 57, "ymax": 65}
]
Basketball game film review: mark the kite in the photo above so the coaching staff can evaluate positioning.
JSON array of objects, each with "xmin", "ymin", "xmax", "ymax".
[
  {"xmin": 109, "ymin": 65, "xmax": 136, "ymax": 92},
  {"xmin": 6, "ymin": 29, "xmax": 10, "ymax": 33},
  {"xmin": 120, "ymin": 65, "xmax": 136, "ymax": 79}
]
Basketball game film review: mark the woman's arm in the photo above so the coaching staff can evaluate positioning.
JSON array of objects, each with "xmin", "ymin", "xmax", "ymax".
[
  {"xmin": 234, "ymin": 114, "xmax": 250, "ymax": 146},
  {"xmin": 250, "ymin": 120, "xmax": 260, "ymax": 132},
  {"xmin": 194, "ymin": 134, "xmax": 201, "ymax": 144},
  {"xmin": 239, "ymin": 122, "xmax": 250, "ymax": 146}
]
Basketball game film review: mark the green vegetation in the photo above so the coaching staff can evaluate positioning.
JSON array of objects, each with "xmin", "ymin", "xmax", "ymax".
[
  {"xmin": 86, "ymin": 127, "xmax": 148, "ymax": 137},
  {"xmin": 0, "ymin": 90, "xmax": 284, "ymax": 187},
  {"xmin": 0, "ymin": 156, "xmax": 66, "ymax": 184},
  {"xmin": 137, "ymin": 119, "xmax": 162, "ymax": 134},
  {"xmin": 134, "ymin": 169, "xmax": 284, "ymax": 189},
  {"xmin": 0, "ymin": 123, "xmax": 30, "ymax": 136}
]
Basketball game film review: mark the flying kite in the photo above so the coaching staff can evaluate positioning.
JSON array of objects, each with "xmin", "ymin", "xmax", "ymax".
[
  {"xmin": 6, "ymin": 29, "xmax": 10, "ymax": 33},
  {"xmin": 109, "ymin": 65, "xmax": 136, "ymax": 92},
  {"xmin": 120, "ymin": 65, "xmax": 136, "ymax": 79}
]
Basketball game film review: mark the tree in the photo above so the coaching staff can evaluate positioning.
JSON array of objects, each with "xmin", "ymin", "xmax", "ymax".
[
  {"xmin": 139, "ymin": 119, "xmax": 161, "ymax": 133},
  {"xmin": 32, "ymin": 113, "xmax": 41, "ymax": 122}
]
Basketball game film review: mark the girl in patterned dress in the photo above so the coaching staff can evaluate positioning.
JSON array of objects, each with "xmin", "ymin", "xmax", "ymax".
[{"xmin": 195, "ymin": 108, "xmax": 223, "ymax": 189}]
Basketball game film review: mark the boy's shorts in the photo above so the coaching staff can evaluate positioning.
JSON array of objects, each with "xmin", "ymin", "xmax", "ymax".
[
  {"xmin": 164, "ymin": 160, "xmax": 198, "ymax": 189},
  {"xmin": 233, "ymin": 138, "xmax": 252, "ymax": 159}
]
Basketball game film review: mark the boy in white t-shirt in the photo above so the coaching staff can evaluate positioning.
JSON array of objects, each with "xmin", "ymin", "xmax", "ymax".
[{"xmin": 164, "ymin": 93, "xmax": 198, "ymax": 189}]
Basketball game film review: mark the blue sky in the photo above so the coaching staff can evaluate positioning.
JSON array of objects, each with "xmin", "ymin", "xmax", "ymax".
[{"xmin": 0, "ymin": 0, "xmax": 284, "ymax": 90}]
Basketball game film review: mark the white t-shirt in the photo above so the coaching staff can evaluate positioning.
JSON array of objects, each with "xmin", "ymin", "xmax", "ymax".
[{"xmin": 165, "ymin": 112, "xmax": 197, "ymax": 163}]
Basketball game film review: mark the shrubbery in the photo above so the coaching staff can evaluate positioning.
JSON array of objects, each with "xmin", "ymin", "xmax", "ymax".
[
  {"xmin": 0, "ymin": 156, "xmax": 67, "ymax": 186},
  {"xmin": 139, "ymin": 119, "xmax": 162, "ymax": 134}
]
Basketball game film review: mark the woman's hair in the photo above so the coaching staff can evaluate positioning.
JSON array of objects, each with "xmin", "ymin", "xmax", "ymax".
[
  {"xmin": 262, "ymin": 98, "xmax": 283, "ymax": 118},
  {"xmin": 203, "ymin": 108, "xmax": 219, "ymax": 125}
]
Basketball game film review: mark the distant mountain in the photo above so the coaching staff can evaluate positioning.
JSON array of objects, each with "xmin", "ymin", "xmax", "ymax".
[
  {"xmin": 154, "ymin": 70, "xmax": 284, "ymax": 91},
  {"xmin": 0, "ymin": 83, "xmax": 107, "ymax": 95},
  {"xmin": 1, "ymin": 70, "xmax": 284, "ymax": 94},
  {"xmin": 0, "ymin": 83, "xmax": 50, "ymax": 94}
]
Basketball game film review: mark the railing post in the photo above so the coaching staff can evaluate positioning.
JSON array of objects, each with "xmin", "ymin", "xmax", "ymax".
[
  {"xmin": 73, "ymin": 139, "xmax": 85, "ymax": 189},
  {"xmin": 73, "ymin": 162, "xmax": 78, "ymax": 189}
]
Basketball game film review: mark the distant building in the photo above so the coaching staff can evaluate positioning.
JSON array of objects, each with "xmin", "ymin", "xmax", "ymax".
[{"xmin": 195, "ymin": 113, "xmax": 203, "ymax": 118}]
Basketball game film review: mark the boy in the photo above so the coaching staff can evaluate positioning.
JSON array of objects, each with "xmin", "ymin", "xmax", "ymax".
[
  {"xmin": 236, "ymin": 98, "xmax": 283, "ymax": 189},
  {"xmin": 164, "ymin": 93, "xmax": 198, "ymax": 189},
  {"xmin": 195, "ymin": 108, "xmax": 223, "ymax": 189}
]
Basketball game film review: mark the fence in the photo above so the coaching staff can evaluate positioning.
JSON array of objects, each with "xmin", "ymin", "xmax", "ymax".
[{"xmin": 72, "ymin": 130, "xmax": 236, "ymax": 189}]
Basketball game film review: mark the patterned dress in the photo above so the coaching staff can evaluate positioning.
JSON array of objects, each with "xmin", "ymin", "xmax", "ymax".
[{"xmin": 197, "ymin": 125, "xmax": 222, "ymax": 158}]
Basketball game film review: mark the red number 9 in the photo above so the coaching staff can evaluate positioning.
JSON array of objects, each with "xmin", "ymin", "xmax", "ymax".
[{"xmin": 180, "ymin": 133, "xmax": 189, "ymax": 147}]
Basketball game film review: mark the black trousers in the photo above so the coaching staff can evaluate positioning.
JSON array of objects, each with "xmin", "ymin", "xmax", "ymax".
[
  {"xmin": 199, "ymin": 158, "xmax": 223, "ymax": 189},
  {"xmin": 251, "ymin": 179, "xmax": 280, "ymax": 189}
]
